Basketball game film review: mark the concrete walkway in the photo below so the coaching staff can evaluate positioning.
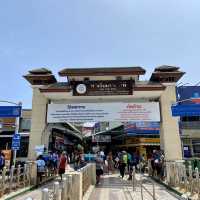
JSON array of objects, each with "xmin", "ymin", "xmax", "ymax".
[
  {"xmin": 89, "ymin": 174, "xmax": 182, "ymax": 200},
  {"xmin": 11, "ymin": 173, "xmax": 183, "ymax": 200}
]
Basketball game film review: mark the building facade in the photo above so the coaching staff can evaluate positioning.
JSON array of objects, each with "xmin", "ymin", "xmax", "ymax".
[
  {"xmin": 175, "ymin": 86, "xmax": 200, "ymax": 158},
  {"xmin": 24, "ymin": 66, "xmax": 185, "ymax": 161}
]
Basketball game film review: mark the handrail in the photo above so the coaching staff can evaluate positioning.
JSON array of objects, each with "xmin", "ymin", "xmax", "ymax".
[
  {"xmin": 140, "ymin": 178, "xmax": 156, "ymax": 200},
  {"xmin": 131, "ymin": 165, "xmax": 156, "ymax": 200}
]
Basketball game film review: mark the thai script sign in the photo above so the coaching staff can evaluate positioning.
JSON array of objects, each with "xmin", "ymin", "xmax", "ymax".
[
  {"xmin": 92, "ymin": 135, "xmax": 111, "ymax": 143},
  {"xmin": 47, "ymin": 102, "xmax": 160, "ymax": 123},
  {"xmin": 72, "ymin": 80, "xmax": 133, "ymax": 96}
]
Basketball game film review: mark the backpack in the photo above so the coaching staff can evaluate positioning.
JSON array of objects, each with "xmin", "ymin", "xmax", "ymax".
[{"xmin": 123, "ymin": 154, "xmax": 128, "ymax": 164}]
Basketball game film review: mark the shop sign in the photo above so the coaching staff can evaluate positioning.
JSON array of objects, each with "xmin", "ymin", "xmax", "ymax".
[
  {"xmin": 0, "ymin": 106, "xmax": 21, "ymax": 118},
  {"xmin": 11, "ymin": 134, "xmax": 21, "ymax": 150},
  {"xmin": 82, "ymin": 127, "xmax": 93, "ymax": 137},
  {"xmin": 126, "ymin": 138, "xmax": 160, "ymax": 144},
  {"xmin": 171, "ymin": 104, "xmax": 200, "ymax": 117},
  {"xmin": 92, "ymin": 135, "xmax": 111, "ymax": 143},
  {"xmin": 2, "ymin": 150, "xmax": 11, "ymax": 167},
  {"xmin": 125, "ymin": 122, "xmax": 160, "ymax": 135},
  {"xmin": 47, "ymin": 102, "xmax": 160, "ymax": 123},
  {"xmin": 72, "ymin": 80, "xmax": 133, "ymax": 96}
]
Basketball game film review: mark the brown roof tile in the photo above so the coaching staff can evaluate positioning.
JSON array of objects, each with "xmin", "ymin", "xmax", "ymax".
[{"xmin": 59, "ymin": 66, "xmax": 146, "ymax": 77}]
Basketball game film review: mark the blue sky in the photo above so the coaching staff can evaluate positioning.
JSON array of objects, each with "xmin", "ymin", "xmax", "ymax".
[{"xmin": 0, "ymin": 0, "xmax": 200, "ymax": 108}]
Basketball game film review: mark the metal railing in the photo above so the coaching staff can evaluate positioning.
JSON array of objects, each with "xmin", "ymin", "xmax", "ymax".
[
  {"xmin": 148, "ymin": 159, "xmax": 200, "ymax": 199},
  {"xmin": 0, "ymin": 161, "xmax": 58, "ymax": 199},
  {"xmin": 0, "ymin": 164, "xmax": 31, "ymax": 197},
  {"xmin": 140, "ymin": 178, "xmax": 156, "ymax": 200},
  {"xmin": 165, "ymin": 161, "xmax": 200, "ymax": 199},
  {"xmin": 132, "ymin": 166, "xmax": 156, "ymax": 200}
]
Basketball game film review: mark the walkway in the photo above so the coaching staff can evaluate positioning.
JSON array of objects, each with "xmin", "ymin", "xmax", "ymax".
[
  {"xmin": 89, "ymin": 174, "xmax": 183, "ymax": 200},
  {"xmin": 10, "ymin": 173, "xmax": 183, "ymax": 200}
]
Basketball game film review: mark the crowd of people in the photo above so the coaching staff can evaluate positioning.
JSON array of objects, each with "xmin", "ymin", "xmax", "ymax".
[
  {"xmin": 150, "ymin": 149, "xmax": 165, "ymax": 179},
  {"xmin": 36, "ymin": 151, "xmax": 68, "ymax": 183},
  {"xmin": 36, "ymin": 145, "xmax": 86, "ymax": 183},
  {"xmin": 94, "ymin": 149, "xmax": 165, "ymax": 184},
  {"xmin": 0, "ymin": 147, "xmax": 165, "ymax": 185}
]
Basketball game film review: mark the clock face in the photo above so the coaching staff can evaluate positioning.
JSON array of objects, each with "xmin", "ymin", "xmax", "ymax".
[{"xmin": 76, "ymin": 84, "xmax": 87, "ymax": 94}]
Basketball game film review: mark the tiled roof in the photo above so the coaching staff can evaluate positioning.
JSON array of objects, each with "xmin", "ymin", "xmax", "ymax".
[
  {"xmin": 59, "ymin": 66, "xmax": 146, "ymax": 76},
  {"xmin": 40, "ymin": 82, "xmax": 71, "ymax": 92}
]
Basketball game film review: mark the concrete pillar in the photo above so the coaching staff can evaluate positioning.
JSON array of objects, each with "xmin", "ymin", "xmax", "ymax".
[
  {"xmin": 160, "ymin": 85, "xmax": 182, "ymax": 161},
  {"xmin": 28, "ymin": 87, "xmax": 48, "ymax": 160}
]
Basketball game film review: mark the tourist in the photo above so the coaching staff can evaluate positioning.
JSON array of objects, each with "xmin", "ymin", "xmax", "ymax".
[
  {"xmin": 114, "ymin": 154, "xmax": 120, "ymax": 169},
  {"xmin": 36, "ymin": 155, "xmax": 46, "ymax": 183},
  {"xmin": 95, "ymin": 151, "xmax": 104, "ymax": 184},
  {"xmin": 140, "ymin": 154, "xmax": 146, "ymax": 173},
  {"xmin": 107, "ymin": 152, "xmax": 113, "ymax": 174},
  {"xmin": 58, "ymin": 151, "xmax": 68, "ymax": 180},
  {"xmin": 0, "ymin": 152, "xmax": 5, "ymax": 170},
  {"xmin": 127, "ymin": 152, "xmax": 132, "ymax": 172},
  {"xmin": 119, "ymin": 151, "xmax": 128, "ymax": 179},
  {"xmin": 52, "ymin": 152, "xmax": 59, "ymax": 172}
]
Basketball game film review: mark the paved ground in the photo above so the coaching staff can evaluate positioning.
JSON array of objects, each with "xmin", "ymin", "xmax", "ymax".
[
  {"xmin": 89, "ymin": 174, "xmax": 182, "ymax": 200},
  {"xmin": 11, "ymin": 172, "xmax": 182, "ymax": 200},
  {"xmin": 11, "ymin": 178, "xmax": 62, "ymax": 200}
]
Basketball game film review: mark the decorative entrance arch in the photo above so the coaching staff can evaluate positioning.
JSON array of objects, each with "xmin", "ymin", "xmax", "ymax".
[{"xmin": 24, "ymin": 66, "xmax": 185, "ymax": 161}]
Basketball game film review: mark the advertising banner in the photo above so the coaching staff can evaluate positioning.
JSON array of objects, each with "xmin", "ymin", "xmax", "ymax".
[
  {"xmin": 177, "ymin": 86, "xmax": 200, "ymax": 104},
  {"xmin": 2, "ymin": 150, "xmax": 11, "ymax": 167},
  {"xmin": 124, "ymin": 122, "xmax": 160, "ymax": 135},
  {"xmin": 47, "ymin": 102, "xmax": 160, "ymax": 123}
]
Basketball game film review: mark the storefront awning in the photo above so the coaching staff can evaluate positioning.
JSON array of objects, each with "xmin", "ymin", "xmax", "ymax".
[{"xmin": 171, "ymin": 104, "xmax": 200, "ymax": 117}]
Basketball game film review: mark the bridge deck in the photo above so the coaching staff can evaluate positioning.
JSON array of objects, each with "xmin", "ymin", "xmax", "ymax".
[{"xmin": 89, "ymin": 174, "xmax": 181, "ymax": 200}]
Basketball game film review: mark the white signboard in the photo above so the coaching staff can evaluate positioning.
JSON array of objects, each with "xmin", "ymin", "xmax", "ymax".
[
  {"xmin": 47, "ymin": 102, "xmax": 160, "ymax": 123},
  {"xmin": 34, "ymin": 145, "xmax": 44, "ymax": 156}
]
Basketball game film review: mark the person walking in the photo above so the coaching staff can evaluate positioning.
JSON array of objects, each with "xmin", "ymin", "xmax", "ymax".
[
  {"xmin": 36, "ymin": 155, "xmax": 46, "ymax": 183},
  {"xmin": 95, "ymin": 151, "xmax": 104, "ymax": 184},
  {"xmin": 107, "ymin": 152, "xmax": 113, "ymax": 174},
  {"xmin": 119, "ymin": 151, "xmax": 128, "ymax": 179},
  {"xmin": 58, "ymin": 151, "xmax": 67, "ymax": 180},
  {"xmin": 0, "ymin": 152, "xmax": 5, "ymax": 170}
]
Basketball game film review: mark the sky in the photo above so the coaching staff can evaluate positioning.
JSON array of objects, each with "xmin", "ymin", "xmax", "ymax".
[{"xmin": 0, "ymin": 0, "xmax": 200, "ymax": 108}]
